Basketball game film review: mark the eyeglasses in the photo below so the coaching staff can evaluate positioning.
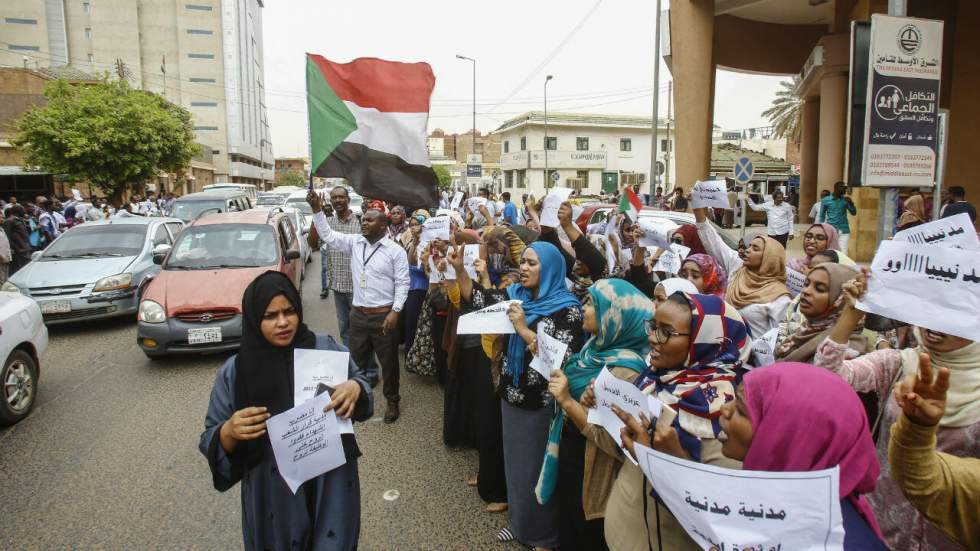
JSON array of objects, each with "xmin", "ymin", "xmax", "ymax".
[
  {"xmin": 644, "ymin": 319, "xmax": 691, "ymax": 343},
  {"xmin": 803, "ymin": 233, "xmax": 828, "ymax": 242}
]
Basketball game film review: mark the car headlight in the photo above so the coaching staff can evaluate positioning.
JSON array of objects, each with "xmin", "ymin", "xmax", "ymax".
[
  {"xmin": 138, "ymin": 300, "xmax": 166, "ymax": 323},
  {"xmin": 1, "ymin": 281, "xmax": 19, "ymax": 293},
  {"xmin": 93, "ymin": 273, "xmax": 133, "ymax": 292}
]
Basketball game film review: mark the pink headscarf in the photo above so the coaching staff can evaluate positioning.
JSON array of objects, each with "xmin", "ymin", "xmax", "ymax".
[
  {"xmin": 742, "ymin": 363, "xmax": 883, "ymax": 539},
  {"xmin": 787, "ymin": 223, "xmax": 841, "ymax": 272}
]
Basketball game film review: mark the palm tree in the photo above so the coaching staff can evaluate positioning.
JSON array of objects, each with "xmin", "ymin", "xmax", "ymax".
[{"xmin": 762, "ymin": 75, "xmax": 803, "ymax": 143}]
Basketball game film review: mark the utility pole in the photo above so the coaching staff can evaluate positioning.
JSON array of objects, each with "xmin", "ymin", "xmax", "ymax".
[
  {"xmin": 875, "ymin": 0, "xmax": 907, "ymax": 247},
  {"xmin": 665, "ymin": 79, "xmax": 672, "ymax": 191},
  {"xmin": 649, "ymin": 0, "xmax": 662, "ymax": 202},
  {"xmin": 455, "ymin": 55, "xmax": 476, "ymax": 155},
  {"xmin": 544, "ymin": 75, "xmax": 553, "ymax": 189}
]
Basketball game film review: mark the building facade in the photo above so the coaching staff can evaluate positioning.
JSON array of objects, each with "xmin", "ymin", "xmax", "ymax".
[
  {"xmin": 494, "ymin": 112, "xmax": 676, "ymax": 198},
  {"xmin": 0, "ymin": 0, "xmax": 273, "ymax": 187}
]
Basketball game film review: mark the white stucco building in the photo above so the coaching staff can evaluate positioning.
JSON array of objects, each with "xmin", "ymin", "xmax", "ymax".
[{"xmin": 494, "ymin": 112, "xmax": 676, "ymax": 198}]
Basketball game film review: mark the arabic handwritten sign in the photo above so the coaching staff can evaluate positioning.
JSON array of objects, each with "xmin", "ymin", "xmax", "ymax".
[
  {"xmin": 786, "ymin": 268, "xmax": 807, "ymax": 297},
  {"xmin": 421, "ymin": 216, "xmax": 451, "ymax": 242},
  {"xmin": 653, "ymin": 243, "xmax": 691, "ymax": 275},
  {"xmin": 529, "ymin": 324, "xmax": 569, "ymax": 379},
  {"xmin": 586, "ymin": 368, "xmax": 663, "ymax": 464},
  {"xmin": 466, "ymin": 196, "xmax": 488, "ymax": 213},
  {"xmin": 638, "ymin": 218, "xmax": 679, "ymax": 249},
  {"xmin": 428, "ymin": 255, "xmax": 456, "ymax": 282},
  {"xmin": 863, "ymin": 15, "xmax": 944, "ymax": 187},
  {"xmin": 540, "ymin": 187, "xmax": 574, "ymax": 228},
  {"xmin": 450, "ymin": 191, "xmax": 463, "ymax": 210},
  {"xmin": 456, "ymin": 300, "xmax": 521, "ymax": 334},
  {"xmin": 633, "ymin": 443, "xmax": 844, "ymax": 551},
  {"xmin": 857, "ymin": 240, "xmax": 980, "ymax": 341},
  {"xmin": 266, "ymin": 390, "xmax": 347, "ymax": 494},
  {"xmin": 463, "ymin": 244, "xmax": 480, "ymax": 279},
  {"xmin": 293, "ymin": 349, "xmax": 354, "ymax": 434},
  {"xmin": 691, "ymin": 180, "xmax": 732, "ymax": 210},
  {"xmin": 894, "ymin": 213, "xmax": 979, "ymax": 250},
  {"xmin": 751, "ymin": 328, "xmax": 780, "ymax": 368}
]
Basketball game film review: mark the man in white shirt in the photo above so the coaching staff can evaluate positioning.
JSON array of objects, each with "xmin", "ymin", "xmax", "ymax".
[
  {"xmin": 747, "ymin": 189, "xmax": 795, "ymax": 247},
  {"xmin": 809, "ymin": 190, "xmax": 830, "ymax": 222},
  {"xmin": 309, "ymin": 191, "xmax": 410, "ymax": 423}
]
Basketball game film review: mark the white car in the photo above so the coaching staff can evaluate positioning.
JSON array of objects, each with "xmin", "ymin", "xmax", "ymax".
[{"xmin": 0, "ymin": 292, "xmax": 48, "ymax": 425}]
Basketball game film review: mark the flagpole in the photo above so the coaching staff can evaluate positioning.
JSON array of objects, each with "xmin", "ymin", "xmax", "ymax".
[
  {"xmin": 544, "ymin": 74, "xmax": 553, "ymax": 190},
  {"xmin": 650, "ymin": 0, "xmax": 662, "ymax": 203}
]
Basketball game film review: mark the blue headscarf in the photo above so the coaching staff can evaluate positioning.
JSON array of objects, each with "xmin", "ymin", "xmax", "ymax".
[
  {"xmin": 504, "ymin": 241, "xmax": 580, "ymax": 386},
  {"xmin": 536, "ymin": 279, "xmax": 653, "ymax": 504}
]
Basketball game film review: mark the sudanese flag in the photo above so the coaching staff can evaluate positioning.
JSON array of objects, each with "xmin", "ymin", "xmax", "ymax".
[{"xmin": 306, "ymin": 53, "xmax": 439, "ymax": 208}]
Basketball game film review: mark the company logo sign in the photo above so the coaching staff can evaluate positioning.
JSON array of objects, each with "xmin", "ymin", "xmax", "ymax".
[{"xmin": 897, "ymin": 24, "xmax": 921, "ymax": 54}]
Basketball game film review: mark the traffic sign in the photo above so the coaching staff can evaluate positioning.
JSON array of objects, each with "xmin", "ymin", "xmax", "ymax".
[
  {"xmin": 656, "ymin": 161, "xmax": 665, "ymax": 176},
  {"xmin": 551, "ymin": 171, "xmax": 561, "ymax": 182},
  {"xmin": 734, "ymin": 156, "xmax": 754, "ymax": 184}
]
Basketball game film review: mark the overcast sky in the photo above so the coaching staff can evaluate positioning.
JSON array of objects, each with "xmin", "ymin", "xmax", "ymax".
[{"xmin": 262, "ymin": 0, "xmax": 793, "ymax": 157}]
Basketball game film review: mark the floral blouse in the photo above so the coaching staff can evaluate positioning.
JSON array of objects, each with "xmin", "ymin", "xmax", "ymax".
[
  {"xmin": 469, "ymin": 284, "xmax": 584, "ymax": 410},
  {"xmin": 814, "ymin": 337, "xmax": 980, "ymax": 551}
]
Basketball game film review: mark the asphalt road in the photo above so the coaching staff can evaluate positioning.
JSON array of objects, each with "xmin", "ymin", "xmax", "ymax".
[{"xmin": 0, "ymin": 256, "xmax": 519, "ymax": 550}]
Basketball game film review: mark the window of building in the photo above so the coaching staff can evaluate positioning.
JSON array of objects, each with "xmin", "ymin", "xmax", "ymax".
[
  {"xmin": 576, "ymin": 170, "xmax": 590, "ymax": 190},
  {"xmin": 505, "ymin": 171, "xmax": 513, "ymax": 188},
  {"xmin": 503, "ymin": 141, "xmax": 509, "ymax": 154},
  {"xmin": 544, "ymin": 136, "xmax": 557, "ymax": 151},
  {"xmin": 83, "ymin": 2, "xmax": 90, "ymax": 13},
  {"xmin": 189, "ymin": 77, "xmax": 216, "ymax": 83},
  {"xmin": 84, "ymin": 27, "xmax": 91, "ymax": 39},
  {"xmin": 187, "ymin": 29, "xmax": 213, "ymax": 35},
  {"xmin": 661, "ymin": 139, "xmax": 669, "ymax": 152},
  {"xmin": 190, "ymin": 101, "xmax": 217, "ymax": 107},
  {"xmin": 576, "ymin": 137, "xmax": 589, "ymax": 151},
  {"xmin": 7, "ymin": 44, "xmax": 40, "ymax": 52},
  {"xmin": 516, "ymin": 169, "xmax": 526, "ymax": 189},
  {"xmin": 620, "ymin": 138, "xmax": 632, "ymax": 152},
  {"xmin": 520, "ymin": 136, "xmax": 526, "ymax": 151},
  {"xmin": 4, "ymin": 18, "xmax": 39, "ymax": 25},
  {"xmin": 87, "ymin": 53, "xmax": 94, "ymax": 62},
  {"xmin": 188, "ymin": 53, "xmax": 214, "ymax": 59},
  {"xmin": 186, "ymin": 4, "xmax": 213, "ymax": 11},
  {"xmin": 193, "ymin": 126, "xmax": 219, "ymax": 131}
]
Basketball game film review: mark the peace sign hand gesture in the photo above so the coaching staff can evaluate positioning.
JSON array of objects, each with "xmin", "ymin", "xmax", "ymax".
[{"xmin": 894, "ymin": 352, "xmax": 949, "ymax": 426}]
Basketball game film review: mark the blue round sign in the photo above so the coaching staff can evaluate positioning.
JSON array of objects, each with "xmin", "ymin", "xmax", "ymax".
[{"xmin": 734, "ymin": 156, "xmax": 754, "ymax": 184}]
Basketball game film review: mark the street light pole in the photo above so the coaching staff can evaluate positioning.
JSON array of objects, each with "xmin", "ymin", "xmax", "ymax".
[
  {"xmin": 650, "ymin": 0, "xmax": 662, "ymax": 201},
  {"xmin": 455, "ymin": 55, "xmax": 476, "ymax": 156},
  {"xmin": 544, "ymin": 74, "xmax": 553, "ymax": 189}
]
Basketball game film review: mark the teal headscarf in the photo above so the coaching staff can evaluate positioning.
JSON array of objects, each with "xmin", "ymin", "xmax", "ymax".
[{"xmin": 535, "ymin": 279, "xmax": 654, "ymax": 504}]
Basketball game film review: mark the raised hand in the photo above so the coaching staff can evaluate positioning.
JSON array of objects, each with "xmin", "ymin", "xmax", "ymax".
[{"xmin": 894, "ymin": 352, "xmax": 949, "ymax": 426}]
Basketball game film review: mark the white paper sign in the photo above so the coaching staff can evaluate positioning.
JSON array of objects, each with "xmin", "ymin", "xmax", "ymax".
[
  {"xmin": 691, "ymin": 180, "xmax": 732, "ymax": 210},
  {"xmin": 466, "ymin": 196, "xmax": 487, "ymax": 213},
  {"xmin": 266, "ymin": 391, "xmax": 347, "ymax": 494},
  {"xmin": 786, "ymin": 268, "xmax": 807, "ymax": 297},
  {"xmin": 586, "ymin": 368, "xmax": 663, "ymax": 463},
  {"xmin": 421, "ymin": 216, "xmax": 450, "ymax": 241},
  {"xmin": 450, "ymin": 191, "xmax": 464, "ymax": 210},
  {"xmin": 293, "ymin": 349, "xmax": 354, "ymax": 434},
  {"xmin": 540, "ymin": 187, "xmax": 575, "ymax": 228},
  {"xmin": 751, "ymin": 328, "xmax": 780, "ymax": 368},
  {"xmin": 71, "ymin": 188, "xmax": 82, "ymax": 201},
  {"xmin": 428, "ymin": 255, "xmax": 456, "ymax": 282},
  {"xmin": 894, "ymin": 212, "xmax": 980, "ymax": 250},
  {"xmin": 653, "ymin": 243, "xmax": 691, "ymax": 275},
  {"xmin": 456, "ymin": 300, "xmax": 521, "ymax": 334},
  {"xmin": 463, "ymin": 244, "xmax": 480, "ymax": 279},
  {"xmin": 856, "ymin": 240, "xmax": 980, "ymax": 341},
  {"xmin": 634, "ymin": 443, "xmax": 844, "ymax": 551},
  {"xmin": 638, "ymin": 218, "xmax": 679, "ymax": 249},
  {"xmin": 529, "ymin": 325, "xmax": 568, "ymax": 379}
]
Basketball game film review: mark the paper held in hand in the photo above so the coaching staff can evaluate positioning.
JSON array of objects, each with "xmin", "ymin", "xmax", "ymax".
[
  {"xmin": 421, "ymin": 216, "xmax": 451, "ymax": 242},
  {"xmin": 690, "ymin": 180, "xmax": 732, "ymax": 210},
  {"xmin": 652, "ymin": 243, "xmax": 691, "ymax": 275},
  {"xmin": 637, "ymin": 218, "xmax": 679, "ymax": 249},
  {"xmin": 751, "ymin": 328, "xmax": 780, "ymax": 368},
  {"xmin": 856, "ymin": 240, "xmax": 980, "ymax": 341},
  {"xmin": 463, "ymin": 244, "xmax": 480, "ymax": 279},
  {"xmin": 586, "ymin": 367, "xmax": 663, "ymax": 464},
  {"xmin": 293, "ymin": 349, "xmax": 354, "ymax": 434},
  {"xmin": 529, "ymin": 324, "xmax": 568, "ymax": 379},
  {"xmin": 466, "ymin": 196, "xmax": 488, "ymax": 213},
  {"xmin": 540, "ymin": 187, "xmax": 575, "ymax": 228},
  {"xmin": 266, "ymin": 390, "xmax": 347, "ymax": 494},
  {"xmin": 786, "ymin": 268, "xmax": 806, "ymax": 297},
  {"xmin": 893, "ymin": 212, "xmax": 980, "ymax": 250},
  {"xmin": 450, "ymin": 191, "xmax": 464, "ymax": 210},
  {"xmin": 428, "ymin": 255, "xmax": 456, "ymax": 282},
  {"xmin": 456, "ymin": 300, "xmax": 522, "ymax": 334},
  {"xmin": 633, "ymin": 443, "xmax": 844, "ymax": 551}
]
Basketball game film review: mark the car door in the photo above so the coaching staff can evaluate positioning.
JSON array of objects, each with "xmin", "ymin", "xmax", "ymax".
[{"xmin": 277, "ymin": 219, "xmax": 300, "ymax": 287}]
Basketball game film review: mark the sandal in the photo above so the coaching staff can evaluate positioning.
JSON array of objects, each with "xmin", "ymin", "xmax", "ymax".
[
  {"xmin": 486, "ymin": 502, "xmax": 508, "ymax": 513},
  {"xmin": 466, "ymin": 475, "xmax": 478, "ymax": 487}
]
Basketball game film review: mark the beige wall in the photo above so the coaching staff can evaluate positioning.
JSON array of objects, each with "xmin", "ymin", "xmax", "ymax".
[
  {"xmin": 0, "ymin": 1, "xmax": 51, "ymax": 68},
  {"xmin": 669, "ymin": 0, "xmax": 715, "ymax": 187},
  {"xmin": 944, "ymin": 0, "xmax": 980, "ymax": 215}
]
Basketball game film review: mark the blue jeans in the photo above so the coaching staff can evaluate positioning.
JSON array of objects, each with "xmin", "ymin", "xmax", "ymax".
[{"xmin": 333, "ymin": 291, "xmax": 378, "ymax": 379}]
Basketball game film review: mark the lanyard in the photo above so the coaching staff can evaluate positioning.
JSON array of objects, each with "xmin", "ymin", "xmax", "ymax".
[{"xmin": 361, "ymin": 242, "xmax": 383, "ymax": 269}]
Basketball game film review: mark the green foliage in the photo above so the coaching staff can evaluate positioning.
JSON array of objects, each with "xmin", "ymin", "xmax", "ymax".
[
  {"xmin": 12, "ymin": 78, "xmax": 199, "ymax": 200},
  {"xmin": 762, "ymin": 75, "xmax": 803, "ymax": 143},
  {"xmin": 432, "ymin": 164, "xmax": 452, "ymax": 191},
  {"xmin": 276, "ymin": 169, "xmax": 307, "ymax": 187}
]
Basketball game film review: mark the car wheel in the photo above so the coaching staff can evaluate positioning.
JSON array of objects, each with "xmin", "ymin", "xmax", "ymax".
[{"xmin": 0, "ymin": 349, "xmax": 38, "ymax": 425}]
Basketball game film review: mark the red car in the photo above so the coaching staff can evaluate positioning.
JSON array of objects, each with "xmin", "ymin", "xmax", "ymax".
[{"xmin": 136, "ymin": 209, "xmax": 303, "ymax": 358}]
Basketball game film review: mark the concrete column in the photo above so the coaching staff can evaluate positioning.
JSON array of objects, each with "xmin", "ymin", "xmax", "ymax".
[
  {"xmin": 816, "ymin": 74, "xmax": 847, "ymax": 194},
  {"xmin": 670, "ymin": 0, "xmax": 715, "ymax": 188},
  {"xmin": 798, "ymin": 98, "xmax": 820, "ymax": 221}
]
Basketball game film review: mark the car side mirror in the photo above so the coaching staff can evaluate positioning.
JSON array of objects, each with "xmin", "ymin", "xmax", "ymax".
[
  {"xmin": 284, "ymin": 249, "xmax": 301, "ymax": 262},
  {"xmin": 31, "ymin": 251, "xmax": 42, "ymax": 261},
  {"xmin": 152, "ymin": 244, "xmax": 172, "ymax": 265}
]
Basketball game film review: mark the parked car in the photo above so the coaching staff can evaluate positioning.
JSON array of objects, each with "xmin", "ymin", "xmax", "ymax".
[
  {"xmin": 0, "ymin": 292, "xmax": 48, "ymax": 425},
  {"xmin": 255, "ymin": 192, "xmax": 290, "ymax": 207},
  {"xmin": 202, "ymin": 182, "xmax": 258, "ymax": 203},
  {"xmin": 136, "ymin": 209, "xmax": 303, "ymax": 358},
  {"xmin": 254, "ymin": 205, "xmax": 312, "ymax": 270},
  {"xmin": 1, "ymin": 217, "xmax": 184, "ymax": 324},
  {"xmin": 284, "ymin": 190, "xmax": 316, "ymax": 230},
  {"xmin": 171, "ymin": 190, "xmax": 252, "ymax": 223}
]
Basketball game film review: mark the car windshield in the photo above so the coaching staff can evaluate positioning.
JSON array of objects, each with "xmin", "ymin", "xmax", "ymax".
[
  {"xmin": 172, "ymin": 200, "xmax": 228, "ymax": 221},
  {"xmin": 349, "ymin": 195, "xmax": 363, "ymax": 207},
  {"xmin": 256, "ymin": 195, "xmax": 287, "ymax": 206},
  {"xmin": 42, "ymin": 224, "xmax": 146, "ymax": 258},
  {"xmin": 166, "ymin": 224, "xmax": 278, "ymax": 269},
  {"xmin": 285, "ymin": 198, "xmax": 313, "ymax": 215}
]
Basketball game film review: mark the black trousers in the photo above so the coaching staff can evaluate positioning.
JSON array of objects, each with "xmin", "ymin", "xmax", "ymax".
[
  {"xmin": 348, "ymin": 308, "xmax": 400, "ymax": 403},
  {"xmin": 770, "ymin": 233, "xmax": 789, "ymax": 247}
]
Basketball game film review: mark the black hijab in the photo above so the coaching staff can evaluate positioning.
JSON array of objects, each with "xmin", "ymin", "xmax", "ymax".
[{"xmin": 233, "ymin": 271, "xmax": 317, "ymax": 464}]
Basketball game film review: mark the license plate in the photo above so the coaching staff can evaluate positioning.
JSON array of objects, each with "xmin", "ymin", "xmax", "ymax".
[
  {"xmin": 40, "ymin": 300, "xmax": 72, "ymax": 314},
  {"xmin": 187, "ymin": 327, "xmax": 222, "ymax": 345}
]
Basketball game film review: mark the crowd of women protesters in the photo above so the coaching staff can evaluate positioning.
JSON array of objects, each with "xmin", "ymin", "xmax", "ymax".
[{"xmin": 200, "ymin": 187, "xmax": 978, "ymax": 551}]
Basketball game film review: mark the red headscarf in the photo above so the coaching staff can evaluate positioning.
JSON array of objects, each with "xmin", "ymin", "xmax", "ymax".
[
  {"xmin": 673, "ymin": 224, "xmax": 706, "ymax": 256},
  {"xmin": 682, "ymin": 253, "xmax": 727, "ymax": 297},
  {"xmin": 742, "ymin": 363, "xmax": 883, "ymax": 539}
]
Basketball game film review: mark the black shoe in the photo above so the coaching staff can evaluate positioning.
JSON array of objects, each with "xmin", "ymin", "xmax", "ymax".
[
  {"xmin": 320, "ymin": 290, "xmax": 329, "ymax": 299},
  {"xmin": 384, "ymin": 401, "xmax": 400, "ymax": 423}
]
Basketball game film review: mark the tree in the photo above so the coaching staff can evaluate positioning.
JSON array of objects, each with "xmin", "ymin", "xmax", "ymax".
[
  {"xmin": 762, "ymin": 75, "xmax": 803, "ymax": 143},
  {"xmin": 276, "ymin": 169, "xmax": 307, "ymax": 187},
  {"xmin": 13, "ymin": 78, "xmax": 198, "ymax": 203},
  {"xmin": 432, "ymin": 164, "xmax": 452, "ymax": 191}
]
